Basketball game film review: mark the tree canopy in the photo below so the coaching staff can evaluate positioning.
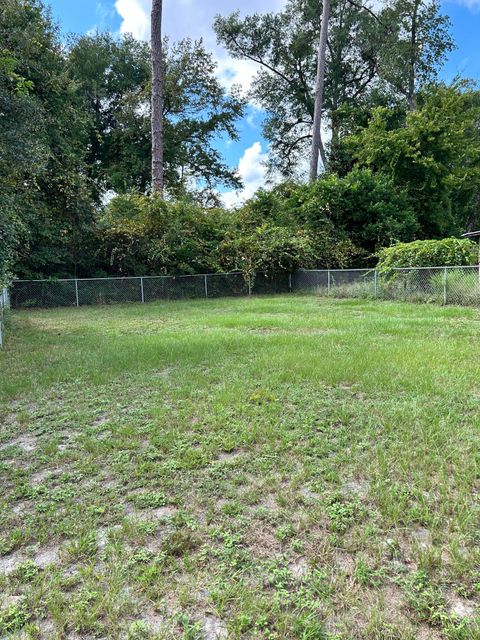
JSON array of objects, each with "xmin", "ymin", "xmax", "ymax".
[{"xmin": 214, "ymin": 0, "xmax": 454, "ymax": 176}]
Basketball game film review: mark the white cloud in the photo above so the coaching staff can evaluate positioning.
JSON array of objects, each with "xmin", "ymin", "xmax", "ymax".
[
  {"xmin": 215, "ymin": 57, "xmax": 260, "ymax": 93},
  {"xmin": 222, "ymin": 141, "xmax": 268, "ymax": 208},
  {"xmin": 87, "ymin": 2, "xmax": 118, "ymax": 35},
  {"xmin": 113, "ymin": 0, "xmax": 265, "ymax": 93},
  {"xmin": 115, "ymin": 0, "xmax": 150, "ymax": 40},
  {"xmin": 112, "ymin": 0, "xmax": 289, "ymax": 99},
  {"xmin": 114, "ymin": 0, "xmax": 288, "ymax": 45}
]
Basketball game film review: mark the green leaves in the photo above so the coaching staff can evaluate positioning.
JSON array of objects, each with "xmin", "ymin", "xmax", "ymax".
[
  {"xmin": 215, "ymin": 0, "xmax": 454, "ymax": 176},
  {"xmin": 376, "ymin": 238, "xmax": 478, "ymax": 270},
  {"xmin": 68, "ymin": 33, "xmax": 245, "ymax": 200},
  {"xmin": 350, "ymin": 83, "xmax": 480, "ymax": 238}
]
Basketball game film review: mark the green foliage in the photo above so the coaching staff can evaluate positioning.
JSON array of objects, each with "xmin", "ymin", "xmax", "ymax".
[
  {"xmin": 215, "ymin": 0, "xmax": 454, "ymax": 176},
  {"xmin": 0, "ymin": 194, "xmax": 22, "ymax": 287},
  {"xmin": 15, "ymin": 560, "xmax": 40, "ymax": 582},
  {"xmin": 132, "ymin": 491, "xmax": 168, "ymax": 509},
  {"xmin": 0, "ymin": 0, "xmax": 474, "ymax": 284},
  {"xmin": 0, "ymin": 0, "xmax": 96, "ymax": 281},
  {"xmin": 100, "ymin": 194, "xmax": 233, "ymax": 275},
  {"xmin": 376, "ymin": 0, "xmax": 454, "ymax": 107},
  {"xmin": 0, "ymin": 601, "xmax": 29, "ymax": 634},
  {"xmin": 219, "ymin": 224, "xmax": 318, "ymax": 278},
  {"xmin": 376, "ymin": 238, "xmax": 477, "ymax": 270},
  {"xmin": 99, "ymin": 190, "xmax": 353, "ymax": 278},
  {"xmin": 99, "ymin": 169, "xmax": 420, "ymax": 276},
  {"xmin": 2, "ymin": 3, "xmax": 245, "ymax": 282},
  {"xmin": 68, "ymin": 33, "xmax": 245, "ymax": 200},
  {"xmin": 215, "ymin": 1, "xmax": 382, "ymax": 176},
  {"xmin": 233, "ymin": 183, "xmax": 356, "ymax": 267},
  {"xmin": 302, "ymin": 168, "xmax": 418, "ymax": 257},
  {"xmin": 326, "ymin": 498, "xmax": 357, "ymax": 533},
  {"xmin": 230, "ymin": 171, "xmax": 416, "ymax": 265},
  {"xmin": 403, "ymin": 570, "xmax": 447, "ymax": 626},
  {"xmin": 350, "ymin": 83, "xmax": 480, "ymax": 238}
]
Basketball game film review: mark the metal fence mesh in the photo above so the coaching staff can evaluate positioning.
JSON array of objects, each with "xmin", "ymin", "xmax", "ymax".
[
  {"xmin": 10, "ymin": 272, "xmax": 259, "ymax": 308},
  {"xmin": 295, "ymin": 266, "xmax": 480, "ymax": 306},
  {"xmin": 9, "ymin": 266, "xmax": 480, "ymax": 310}
]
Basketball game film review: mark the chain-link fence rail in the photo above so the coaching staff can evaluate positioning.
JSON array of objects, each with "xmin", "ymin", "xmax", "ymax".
[
  {"xmin": 294, "ymin": 266, "xmax": 480, "ymax": 306},
  {"xmin": 0, "ymin": 287, "xmax": 10, "ymax": 347}
]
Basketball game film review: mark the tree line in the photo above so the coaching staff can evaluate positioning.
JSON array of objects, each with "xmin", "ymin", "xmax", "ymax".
[{"xmin": 1, "ymin": 0, "xmax": 479, "ymax": 286}]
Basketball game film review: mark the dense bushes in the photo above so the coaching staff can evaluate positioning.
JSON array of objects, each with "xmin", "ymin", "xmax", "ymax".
[
  {"xmin": 99, "ymin": 195, "xmax": 232, "ymax": 275},
  {"xmin": 94, "ymin": 184, "xmax": 478, "ymax": 279},
  {"xmin": 376, "ymin": 238, "xmax": 477, "ymax": 270},
  {"xmin": 298, "ymin": 169, "xmax": 418, "ymax": 259},
  {"xmin": 97, "ymin": 192, "xmax": 355, "ymax": 278},
  {"xmin": 0, "ymin": 195, "xmax": 22, "ymax": 287},
  {"xmin": 3, "ymin": 1, "xmax": 480, "ymax": 283}
]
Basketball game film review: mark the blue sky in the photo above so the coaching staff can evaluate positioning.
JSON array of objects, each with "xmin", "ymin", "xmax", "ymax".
[{"xmin": 47, "ymin": 0, "xmax": 480, "ymax": 202}]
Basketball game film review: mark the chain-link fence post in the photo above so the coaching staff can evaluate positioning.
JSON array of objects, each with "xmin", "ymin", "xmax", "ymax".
[
  {"xmin": 327, "ymin": 269, "xmax": 331, "ymax": 296},
  {"xmin": 443, "ymin": 267, "xmax": 447, "ymax": 305},
  {"xmin": 0, "ymin": 291, "xmax": 3, "ymax": 348},
  {"xmin": 75, "ymin": 279, "xmax": 79, "ymax": 307},
  {"xmin": 140, "ymin": 277, "xmax": 145, "ymax": 303},
  {"xmin": 288, "ymin": 272, "xmax": 292, "ymax": 292},
  {"xmin": 374, "ymin": 270, "xmax": 378, "ymax": 298},
  {"xmin": 0, "ymin": 287, "xmax": 10, "ymax": 347},
  {"xmin": 204, "ymin": 274, "xmax": 208, "ymax": 298},
  {"xmin": 248, "ymin": 274, "xmax": 252, "ymax": 296}
]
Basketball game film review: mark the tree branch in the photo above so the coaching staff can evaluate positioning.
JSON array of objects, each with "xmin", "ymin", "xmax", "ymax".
[
  {"xmin": 226, "ymin": 34, "xmax": 294, "ymax": 86},
  {"xmin": 345, "ymin": 0, "xmax": 384, "ymax": 24}
]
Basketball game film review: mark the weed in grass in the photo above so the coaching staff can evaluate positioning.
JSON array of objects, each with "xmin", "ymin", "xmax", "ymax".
[
  {"xmin": 14, "ymin": 559, "xmax": 39, "ymax": 582},
  {"xmin": 0, "ymin": 601, "xmax": 29, "ymax": 634},
  {"xmin": 131, "ymin": 491, "xmax": 169, "ymax": 509},
  {"xmin": 326, "ymin": 498, "xmax": 358, "ymax": 533}
]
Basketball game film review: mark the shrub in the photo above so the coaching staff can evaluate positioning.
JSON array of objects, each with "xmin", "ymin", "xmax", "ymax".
[
  {"xmin": 303, "ymin": 168, "xmax": 419, "ymax": 257},
  {"xmin": 99, "ymin": 194, "xmax": 232, "ymax": 276},
  {"xmin": 236, "ymin": 182, "xmax": 357, "ymax": 268},
  {"xmin": 218, "ymin": 224, "xmax": 318, "ymax": 279},
  {"xmin": 99, "ymin": 192, "xmax": 355, "ymax": 278},
  {"xmin": 376, "ymin": 238, "xmax": 477, "ymax": 271}
]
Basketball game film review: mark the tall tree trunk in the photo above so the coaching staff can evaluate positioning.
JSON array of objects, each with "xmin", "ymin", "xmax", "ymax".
[
  {"xmin": 309, "ymin": 0, "xmax": 330, "ymax": 182},
  {"xmin": 151, "ymin": 0, "xmax": 164, "ymax": 195},
  {"xmin": 407, "ymin": 0, "xmax": 419, "ymax": 111}
]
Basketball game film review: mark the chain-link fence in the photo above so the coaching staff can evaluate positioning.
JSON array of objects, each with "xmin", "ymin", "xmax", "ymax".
[
  {"xmin": 294, "ymin": 266, "xmax": 480, "ymax": 306},
  {"xmin": 10, "ymin": 272, "xmax": 292, "ymax": 309},
  {"xmin": 0, "ymin": 287, "xmax": 10, "ymax": 347},
  {"xmin": 9, "ymin": 266, "xmax": 480, "ymax": 310},
  {"xmin": 292, "ymin": 269, "xmax": 376, "ymax": 298}
]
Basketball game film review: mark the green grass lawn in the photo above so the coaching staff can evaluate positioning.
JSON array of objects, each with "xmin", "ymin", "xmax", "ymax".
[{"xmin": 1, "ymin": 295, "xmax": 480, "ymax": 639}]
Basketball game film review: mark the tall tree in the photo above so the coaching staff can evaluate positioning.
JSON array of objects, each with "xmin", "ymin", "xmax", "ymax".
[
  {"xmin": 349, "ymin": 83, "xmax": 480, "ymax": 238},
  {"xmin": 309, "ymin": 0, "xmax": 330, "ymax": 181},
  {"xmin": 215, "ymin": 1, "xmax": 382, "ymax": 177},
  {"xmin": 1, "ymin": 0, "xmax": 96, "ymax": 280},
  {"xmin": 151, "ymin": 0, "xmax": 164, "ymax": 195},
  {"xmin": 68, "ymin": 35, "xmax": 245, "ymax": 201},
  {"xmin": 215, "ymin": 0, "xmax": 453, "ymax": 177},
  {"xmin": 377, "ymin": 0, "xmax": 454, "ymax": 110}
]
